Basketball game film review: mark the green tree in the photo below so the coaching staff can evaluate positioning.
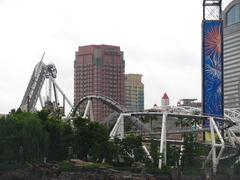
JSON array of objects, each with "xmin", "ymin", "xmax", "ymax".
[
  {"xmin": 0, "ymin": 117, "xmax": 21, "ymax": 162},
  {"xmin": 0, "ymin": 111, "xmax": 48, "ymax": 162},
  {"xmin": 175, "ymin": 117, "xmax": 203, "ymax": 168},
  {"xmin": 148, "ymin": 140, "xmax": 180, "ymax": 168},
  {"xmin": 73, "ymin": 116, "xmax": 109, "ymax": 162},
  {"xmin": 38, "ymin": 110, "xmax": 73, "ymax": 161},
  {"xmin": 167, "ymin": 144, "xmax": 180, "ymax": 167},
  {"xmin": 181, "ymin": 133, "xmax": 201, "ymax": 167},
  {"xmin": 119, "ymin": 134, "xmax": 146, "ymax": 165},
  {"xmin": 149, "ymin": 140, "xmax": 160, "ymax": 167},
  {"xmin": 103, "ymin": 140, "xmax": 119, "ymax": 164}
]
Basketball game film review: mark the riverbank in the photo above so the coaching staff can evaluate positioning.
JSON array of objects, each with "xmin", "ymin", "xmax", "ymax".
[{"xmin": 0, "ymin": 161, "xmax": 240, "ymax": 180}]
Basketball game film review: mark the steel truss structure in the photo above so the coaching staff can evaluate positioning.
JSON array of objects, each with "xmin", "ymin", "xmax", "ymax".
[
  {"xmin": 69, "ymin": 95, "xmax": 150, "ymax": 132},
  {"xmin": 72, "ymin": 94, "xmax": 240, "ymax": 173},
  {"xmin": 108, "ymin": 105, "xmax": 240, "ymax": 173},
  {"xmin": 20, "ymin": 56, "xmax": 73, "ymax": 114},
  {"xmin": 203, "ymin": 0, "xmax": 222, "ymax": 20}
]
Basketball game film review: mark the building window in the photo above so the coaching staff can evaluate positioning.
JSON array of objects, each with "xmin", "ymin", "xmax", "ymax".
[{"xmin": 227, "ymin": 3, "xmax": 240, "ymax": 26}]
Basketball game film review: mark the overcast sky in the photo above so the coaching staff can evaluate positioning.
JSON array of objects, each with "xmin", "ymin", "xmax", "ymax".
[{"xmin": 0, "ymin": 0, "xmax": 232, "ymax": 114}]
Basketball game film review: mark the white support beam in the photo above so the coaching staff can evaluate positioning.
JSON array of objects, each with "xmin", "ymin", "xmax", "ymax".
[
  {"xmin": 227, "ymin": 129, "xmax": 235, "ymax": 147},
  {"xmin": 119, "ymin": 114, "xmax": 124, "ymax": 139},
  {"xmin": 229, "ymin": 129, "xmax": 240, "ymax": 145},
  {"xmin": 49, "ymin": 77, "xmax": 74, "ymax": 109},
  {"xmin": 109, "ymin": 113, "xmax": 132, "ymax": 139},
  {"xmin": 48, "ymin": 79, "xmax": 52, "ymax": 102},
  {"xmin": 206, "ymin": 148, "xmax": 213, "ymax": 165},
  {"xmin": 38, "ymin": 94, "xmax": 44, "ymax": 108},
  {"xmin": 163, "ymin": 120, "xmax": 167, "ymax": 165},
  {"xmin": 83, "ymin": 100, "xmax": 91, "ymax": 119},
  {"xmin": 142, "ymin": 145, "xmax": 153, "ymax": 162},
  {"xmin": 178, "ymin": 138, "xmax": 184, "ymax": 166},
  {"xmin": 89, "ymin": 100, "xmax": 94, "ymax": 122},
  {"xmin": 209, "ymin": 118, "xmax": 217, "ymax": 173},
  {"xmin": 209, "ymin": 117, "xmax": 225, "ymax": 174},
  {"xmin": 53, "ymin": 83, "xmax": 59, "ymax": 109},
  {"xmin": 109, "ymin": 114, "xmax": 124, "ymax": 139},
  {"xmin": 159, "ymin": 112, "xmax": 167, "ymax": 169},
  {"xmin": 211, "ymin": 118, "xmax": 224, "ymax": 164}
]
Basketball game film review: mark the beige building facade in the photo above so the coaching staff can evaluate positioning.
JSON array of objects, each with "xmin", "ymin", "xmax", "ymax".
[{"xmin": 125, "ymin": 74, "xmax": 144, "ymax": 111}]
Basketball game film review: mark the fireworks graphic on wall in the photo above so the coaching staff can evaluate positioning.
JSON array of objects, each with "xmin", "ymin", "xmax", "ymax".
[
  {"xmin": 205, "ymin": 26, "xmax": 221, "ymax": 56},
  {"xmin": 203, "ymin": 21, "xmax": 223, "ymax": 117}
]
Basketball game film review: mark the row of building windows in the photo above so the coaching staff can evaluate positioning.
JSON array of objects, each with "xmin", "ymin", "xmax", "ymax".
[
  {"xmin": 224, "ymin": 62, "xmax": 240, "ymax": 71},
  {"xmin": 225, "ymin": 80, "xmax": 239, "ymax": 86},
  {"xmin": 224, "ymin": 67, "xmax": 240, "ymax": 76},
  {"xmin": 224, "ymin": 40, "xmax": 240, "ymax": 50},
  {"xmin": 75, "ymin": 64, "xmax": 124, "ymax": 69},
  {"xmin": 224, "ymin": 31, "xmax": 240, "ymax": 41},
  {"xmin": 227, "ymin": 3, "xmax": 240, "ymax": 26},
  {"xmin": 225, "ymin": 45, "xmax": 240, "ymax": 54}
]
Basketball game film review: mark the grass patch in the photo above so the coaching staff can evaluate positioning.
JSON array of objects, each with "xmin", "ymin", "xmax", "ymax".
[
  {"xmin": 57, "ymin": 161, "xmax": 72, "ymax": 171},
  {"xmin": 80, "ymin": 163, "xmax": 112, "ymax": 170}
]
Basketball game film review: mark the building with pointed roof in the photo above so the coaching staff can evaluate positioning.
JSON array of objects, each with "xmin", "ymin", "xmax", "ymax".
[{"xmin": 161, "ymin": 92, "xmax": 169, "ymax": 106}]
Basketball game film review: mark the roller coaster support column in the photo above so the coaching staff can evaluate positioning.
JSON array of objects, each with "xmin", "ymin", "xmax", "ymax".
[
  {"xmin": 109, "ymin": 113, "xmax": 127, "ymax": 139},
  {"xmin": 159, "ymin": 112, "xmax": 167, "ymax": 169},
  {"xmin": 227, "ymin": 129, "xmax": 236, "ymax": 147},
  {"xmin": 48, "ymin": 79, "xmax": 52, "ymax": 102},
  {"xmin": 143, "ymin": 145, "xmax": 153, "ymax": 162},
  {"xmin": 49, "ymin": 77, "xmax": 74, "ymax": 109},
  {"xmin": 83, "ymin": 99, "xmax": 94, "ymax": 121},
  {"xmin": 209, "ymin": 117, "xmax": 225, "ymax": 174},
  {"xmin": 227, "ymin": 129, "xmax": 240, "ymax": 146},
  {"xmin": 38, "ymin": 94, "xmax": 44, "ymax": 109}
]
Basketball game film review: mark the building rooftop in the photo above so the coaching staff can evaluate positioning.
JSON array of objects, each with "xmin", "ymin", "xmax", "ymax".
[{"xmin": 162, "ymin": 92, "xmax": 169, "ymax": 100}]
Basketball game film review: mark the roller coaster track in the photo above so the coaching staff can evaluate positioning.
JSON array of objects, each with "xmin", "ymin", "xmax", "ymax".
[
  {"xmin": 71, "ymin": 96, "xmax": 240, "ymax": 144},
  {"xmin": 20, "ymin": 59, "xmax": 47, "ymax": 112},
  {"xmin": 20, "ymin": 58, "xmax": 73, "ymax": 113},
  {"xmin": 69, "ymin": 95, "xmax": 126, "ymax": 117},
  {"xmin": 68, "ymin": 95, "xmax": 150, "ymax": 132},
  {"xmin": 107, "ymin": 105, "xmax": 240, "ymax": 172},
  {"xmin": 69, "ymin": 95, "xmax": 240, "ymax": 172},
  {"xmin": 126, "ymin": 111, "xmax": 239, "ymax": 160}
]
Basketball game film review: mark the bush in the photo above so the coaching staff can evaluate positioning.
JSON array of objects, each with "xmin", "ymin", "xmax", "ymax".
[{"xmin": 57, "ymin": 161, "xmax": 72, "ymax": 171}]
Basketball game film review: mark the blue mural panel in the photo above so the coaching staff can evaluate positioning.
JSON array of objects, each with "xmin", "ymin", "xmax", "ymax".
[{"xmin": 202, "ymin": 21, "xmax": 223, "ymax": 119}]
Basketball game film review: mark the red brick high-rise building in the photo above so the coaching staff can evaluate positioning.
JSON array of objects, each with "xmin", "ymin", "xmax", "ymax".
[{"xmin": 74, "ymin": 45, "xmax": 125, "ymax": 122}]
